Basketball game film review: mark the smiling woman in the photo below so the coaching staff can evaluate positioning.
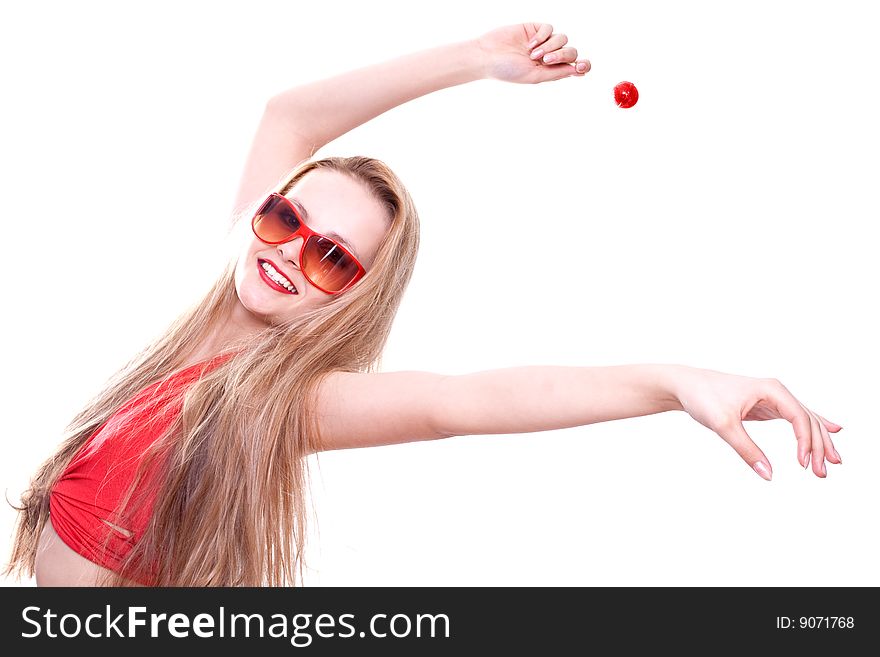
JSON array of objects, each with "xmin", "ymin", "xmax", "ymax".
[
  {"xmin": 9, "ymin": 155, "xmax": 421, "ymax": 586},
  {"xmin": 250, "ymin": 194, "xmax": 367, "ymax": 295},
  {"xmin": 235, "ymin": 170, "xmax": 383, "ymax": 319},
  {"xmin": 4, "ymin": 20, "xmax": 842, "ymax": 587}
]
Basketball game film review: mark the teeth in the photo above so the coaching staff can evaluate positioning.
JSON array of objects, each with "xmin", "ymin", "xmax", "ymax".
[{"xmin": 260, "ymin": 261, "xmax": 297, "ymax": 293}]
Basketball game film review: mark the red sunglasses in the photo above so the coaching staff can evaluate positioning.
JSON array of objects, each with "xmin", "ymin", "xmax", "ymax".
[{"xmin": 251, "ymin": 193, "xmax": 366, "ymax": 295}]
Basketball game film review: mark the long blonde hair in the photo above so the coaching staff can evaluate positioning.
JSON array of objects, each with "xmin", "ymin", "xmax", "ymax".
[{"xmin": 5, "ymin": 155, "xmax": 420, "ymax": 585}]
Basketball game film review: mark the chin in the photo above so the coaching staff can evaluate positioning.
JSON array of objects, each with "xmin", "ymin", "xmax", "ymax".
[{"xmin": 232, "ymin": 282, "xmax": 281, "ymax": 324}]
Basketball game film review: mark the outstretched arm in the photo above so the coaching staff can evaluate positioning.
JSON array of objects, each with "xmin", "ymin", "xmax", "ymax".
[
  {"xmin": 313, "ymin": 365, "xmax": 843, "ymax": 481},
  {"xmin": 232, "ymin": 22, "xmax": 590, "ymax": 213}
]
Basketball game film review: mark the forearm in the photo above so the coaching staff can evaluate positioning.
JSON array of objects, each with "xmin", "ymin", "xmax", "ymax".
[
  {"xmin": 266, "ymin": 39, "xmax": 486, "ymax": 151},
  {"xmin": 435, "ymin": 364, "xmax": 686, "ymax": 437}
]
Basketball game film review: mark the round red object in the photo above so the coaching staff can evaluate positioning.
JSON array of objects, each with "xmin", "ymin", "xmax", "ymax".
[{"xmin": 614, "ymin": 81, "xmax": 639, "ymax": 109}]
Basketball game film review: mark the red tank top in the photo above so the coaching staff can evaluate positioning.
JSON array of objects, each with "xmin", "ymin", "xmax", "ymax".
[{"xmin": 49, "ymin": 351, "xmax": 236, "ymax": 585}]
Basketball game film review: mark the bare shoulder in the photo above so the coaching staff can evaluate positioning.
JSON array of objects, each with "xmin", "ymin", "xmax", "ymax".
[{"xmin": 311, "ymin": 370, "xmax": 453, "ymax": 453}]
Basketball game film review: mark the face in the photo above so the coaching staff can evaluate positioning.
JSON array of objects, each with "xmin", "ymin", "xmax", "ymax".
[{"xmin": 233, "ymin": 169, "xmax": 390, "ymax": 327}]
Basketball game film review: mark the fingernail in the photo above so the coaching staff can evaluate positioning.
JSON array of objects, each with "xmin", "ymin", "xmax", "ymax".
[
  {"xmin": 528, "ymin": 39, "xmax": 538, "ymax": 49},
  {"xmin": 530, "ymin": 48, "xmax": 543, "ymax": 60},
  {"xmin": 835, "ymin": 450, "xmax": 843, "ymax": 464},
  {"xmin": 542, "ymin": 54, "xmax": 555, "ymax": 64},
  {"xmin": 576, "ymin": 62, "xmax": 587, "ymax": 73},
  {"xmin": 803, "ymin": 455, "xmax": 810, "ymax": 469},
  {"xmin": 753, "ymin": 461, "xmax": 772, "ymax": 481},
  {"xmin": 822, "ymin": 462, "xmax": 827, "ymax": 477}
]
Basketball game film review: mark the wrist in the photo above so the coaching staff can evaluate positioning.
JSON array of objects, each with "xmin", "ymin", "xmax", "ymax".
[
  {"xmin": 469, "ymin": 37, "xmax": 492, "ymax": 80},
  {"xmin": 655, "ymin": 364, "xmax": 688, "ymax": 413}
]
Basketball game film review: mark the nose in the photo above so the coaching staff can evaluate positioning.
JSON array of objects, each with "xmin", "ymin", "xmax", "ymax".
[{"xmin": 277, "ymin": 236, "xmax": 303, "ymax": 270}]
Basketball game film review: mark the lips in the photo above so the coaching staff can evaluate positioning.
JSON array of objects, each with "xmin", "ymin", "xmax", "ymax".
[{"xmin": 257, "ymin": 258, "xmax": 298, "ymax": 295}]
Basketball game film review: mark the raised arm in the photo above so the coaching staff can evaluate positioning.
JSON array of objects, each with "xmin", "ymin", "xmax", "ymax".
[
  {"xmin": 313, "ymin": 365, "xmax": 843, "ymax": 481},
  {"xmin": 231, "ymin": 22, "xmax": 590, "ymax": 213}
]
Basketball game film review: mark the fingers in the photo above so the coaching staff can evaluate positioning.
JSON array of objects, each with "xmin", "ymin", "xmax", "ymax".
[
  {"xmin": 762, "ymin": 380, "xmax": 842, "ymax": 477},
  {"xmin": 819, "ymin": 417, "xmax": 841, "ymax": 465},
  {"xmin": 540, "ymin": 46, "xmax": 578, "ymax": 66},
  {"xmin": 815, "ymin": 411, "xmax": 843, "ymax": 464},
  {"xmin": 527, "ymin": 26, "xmax": 590, "ymax": 78},
  {"xmin": 808, "ymin": 405, "xmax": 842, "ymax": 466},
  {"xmin": 817, "ymin": 412, "xmax": 843, "ymax": 433},
  {"xmin": 574, "ymin": 58, "xmax": 591, "ymax": 74},
  {"xmin": 527, "ymin": 23, "xmax": 554, "ymax": 50},
  {"xmin": 807, "ymin": 412, "xmax": 827, "ymax": 477},
  {"xmin": 717, "ymin": 418, "xmax": 773, "ymax": 481},
  {"xmin": 538, "ymin": 56, "xmax": 591, "ymax": 82},
  {"xmin": 759, "ymin": 382, "xmax": 813, "ymax": 469},
  {"xmin": 790, "ymin": 404, "xmax": 815, "ymax": 470},
  {"xmin": 529, "ymin": 34, "xmax": 568, "ymax": 62}
]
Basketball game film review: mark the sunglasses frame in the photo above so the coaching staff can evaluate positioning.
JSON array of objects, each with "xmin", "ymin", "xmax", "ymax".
[{"xmin": 250, "ymin": 193, "xmax": 366, "ymax": 295}]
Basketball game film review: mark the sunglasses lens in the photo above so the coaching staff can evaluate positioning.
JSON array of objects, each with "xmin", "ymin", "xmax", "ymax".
[
  {"xmin": 252, "ymin": 195, "xmax": 301, "ymax": 243},
  {"xmin": 302, "ymin": 236, "xmax": 361, "ymax": 293}
]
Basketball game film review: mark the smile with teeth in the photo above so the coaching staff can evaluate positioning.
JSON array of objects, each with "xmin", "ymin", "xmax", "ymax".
[{"xmin": 260, "ymin": 260, "xmax": 298, "ymax": 294}]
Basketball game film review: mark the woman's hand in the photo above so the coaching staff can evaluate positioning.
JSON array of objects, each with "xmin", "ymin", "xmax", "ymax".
[
  {"xmin": 476, "ymin": 23, "xmax": 591, "ymax": 84},
  {"xmin": 671, "ymin": 367, "xmax": 843, "ymax": 480}
]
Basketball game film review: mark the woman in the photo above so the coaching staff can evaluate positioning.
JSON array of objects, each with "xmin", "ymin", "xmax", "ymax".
[{"xmin": 5, "ymin": 22, "xmax": 841, "ymax": 587}]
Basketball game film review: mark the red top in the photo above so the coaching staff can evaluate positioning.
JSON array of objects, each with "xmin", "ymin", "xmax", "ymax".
[{"xmin": 49, "ymin": 351, "xmax": 236, "ymax": 585}]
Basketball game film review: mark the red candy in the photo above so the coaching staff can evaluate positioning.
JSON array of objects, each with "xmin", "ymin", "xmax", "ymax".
[{"xmin": 614, "ymin": 81, "xmax": 638, "ymax": 109}]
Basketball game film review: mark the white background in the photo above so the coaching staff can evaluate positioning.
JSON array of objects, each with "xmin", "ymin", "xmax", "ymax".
[{"xmin": 1, "ymin": 0, "xmax": 877, "ymax": 586}]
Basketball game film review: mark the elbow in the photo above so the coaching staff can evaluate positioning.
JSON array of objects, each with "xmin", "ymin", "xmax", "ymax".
[
  {"xmin": 263, "ymin": 95, "xmax": 295, "ymax": 127},
  {"xmin": 264, "ymin": 92, "xmax": 286, "ymax": 114}
]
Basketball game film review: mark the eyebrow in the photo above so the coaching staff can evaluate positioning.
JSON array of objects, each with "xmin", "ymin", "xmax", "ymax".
[{"xmin": 289, "ymin": 197, "xmax": 363, "ymax": 262}]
